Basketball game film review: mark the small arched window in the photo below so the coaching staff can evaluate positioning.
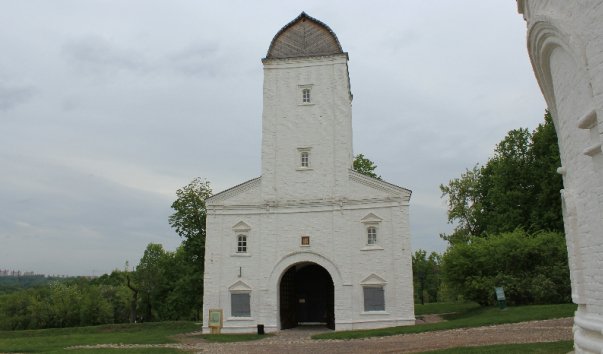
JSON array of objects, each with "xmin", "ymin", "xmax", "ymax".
[
  {"xmin": 367, "ymin": 226, "xmax": 377, "ymax": 245},
  {"xmin": 237, "ymin": 234, "xmax": 247, "ymax": 253},
  {"xmin": 302, "ymin": 88, "xmax": 311, "ymax": 103}
]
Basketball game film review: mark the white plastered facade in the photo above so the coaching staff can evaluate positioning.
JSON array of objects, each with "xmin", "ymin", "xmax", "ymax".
[
  {"xmin": 201, "ymin": 13, "xmax": 415, "ymax": 333},
  {"xmin": 518, "ymin": 1, "xmax": 603, "ymax": 353}
]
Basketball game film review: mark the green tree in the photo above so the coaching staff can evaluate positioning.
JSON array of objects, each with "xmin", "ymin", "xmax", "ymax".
[
  {"xmin": 0, "ymin": 275, "xmax": 132, "ymax": 330},
  {"xmin": 412, "ymin": 250, "xmax": 442, "ymax": 304},
  {"xmin": 479, "ymin": 128, "xmax": 534, "ymax": 234},
  {"xmin": 135, "ymin": 243, "xmax": 169, "ymax": 321},
  {"xmin": 441, "ymin": 230, "xmax": 570, "ymax": 305},
  {"xmin": 439, "ymin": 165, "xmax": 483, "ymax": 244},
  {"xmin": 529, "ymin": 111, "xmax": 563, "ymax": 231},
  {"xmin": 353, "ymin": 154, "xmax": 381, "ymax": 179},
  {"xmin": 168, "ymin": 177, "xmax": 212, "ymax": 319},
  {"xmin": 79, "ymin": 285, "xmax": 113, "ymax": 325},
  {"xmin": 440, "ymin": 111, "xmax": 563, "ymax": 244},
  {"xmin": 48, "ymin": 282, "xmax": 81, "ymax": 327}
]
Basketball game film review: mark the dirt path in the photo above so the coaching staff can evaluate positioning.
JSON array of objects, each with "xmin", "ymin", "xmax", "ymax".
[{"xmin": 68, "ymin": 318, "xmax": 573, "ymax": 353}]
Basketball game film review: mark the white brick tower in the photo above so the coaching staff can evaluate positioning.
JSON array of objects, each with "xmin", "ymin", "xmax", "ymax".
[{"xmin": 202, "ymin": 12, "xmax": 414, "ymax": 334}]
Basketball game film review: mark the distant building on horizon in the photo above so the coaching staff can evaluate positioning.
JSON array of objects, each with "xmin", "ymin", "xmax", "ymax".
[{"xmin": 0, "ymin": 269, "xmax": 41, "ymax": 277}]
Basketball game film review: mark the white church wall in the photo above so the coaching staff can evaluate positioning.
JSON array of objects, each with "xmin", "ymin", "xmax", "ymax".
[{"xmin": 519, "ymin": 1, "xmax": 603, "ymax": 352}]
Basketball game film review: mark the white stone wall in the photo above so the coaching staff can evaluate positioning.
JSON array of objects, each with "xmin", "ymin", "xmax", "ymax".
[
  {"xmin": 202, "ymin": 50, "xmax": 414, "ymax": 333},
  {"xmin": 519, "ymin": 1, "xmax": 603, "ymax": 353},
  {"xmin": 261, "ymin": 54, "xmax": 353, "ymax": 201},
  {"xmin": 203, "ymin": 181, "xmax": 414, "ymax": 333}
]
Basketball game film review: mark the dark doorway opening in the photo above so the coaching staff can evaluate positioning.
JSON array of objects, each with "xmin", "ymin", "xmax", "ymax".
[{"xmin": 279, "ymin": 262, "xmax": 334, "ymax": 330}]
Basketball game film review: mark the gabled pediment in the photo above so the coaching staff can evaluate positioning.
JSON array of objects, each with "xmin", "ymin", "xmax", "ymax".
[
  {"xmin": 360, "ymin": 273, "xmax": 387, "ymax": 286},
  {"xmin": 361, "ymin": 213, "xmax": 383, "ymax": 224},
  {"xmin": 228, "ymin": 280, "xmax": 252, "ymax": 292},
  {"xmin": 349, "ymin": 170, "xmax": 411, "ymax": 202},
  {"xmin": 206, "ymin": 177, "xmax": 261, "ymax": 205},
  {"xmin": 232, "ymin": 221, "xmax": 251, "ymax": 232}
]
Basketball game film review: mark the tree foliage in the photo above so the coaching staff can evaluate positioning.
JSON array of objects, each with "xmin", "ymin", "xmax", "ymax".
[
  {"xmin": 169, "ymin": 177, "xmax": 211, "ymax": 249},
  {"xmin": 438, "ymin": 111, "xmax": 570, "ymax": 306},
  {"xmin": 0, "ymin": 278, "xmax": 128, "ymax": 330},
  {"xmin": 168, "ymin": 177, "xmax": 212, "ymax": 319},
  {"xmin": 353, "ymin": 154, "xmax": 381, "ymax": 179},
  {"xmin": 412, "ymin": 250, "xmax": 442, "ymax": 304},
  {"xmin": 134, "ymin": 243, "xmax": 169, "ymax": 321},
  {"xmin": 441, "ymin": 230, "xmax": 570, "ymax": 305},
  {"xmin": 0, "ymin": 178, "xmax": 214, "ymax": 330},
  {"xmin": 440, "ymin": 111, "xmax": 563, "ymax": 244}
]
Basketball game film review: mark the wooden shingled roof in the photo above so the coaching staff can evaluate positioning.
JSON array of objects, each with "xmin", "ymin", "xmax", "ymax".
[{"xmin": 265, "ymin": 12, "xmax": 345, "ymax": 59}]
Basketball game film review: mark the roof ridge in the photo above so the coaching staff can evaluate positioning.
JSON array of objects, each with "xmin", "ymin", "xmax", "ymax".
[{"xmin": 265, "ymin": 12, "xmax": 344, "ymax": 59}]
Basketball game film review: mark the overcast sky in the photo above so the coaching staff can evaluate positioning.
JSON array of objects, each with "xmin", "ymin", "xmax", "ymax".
[{"xmin": 0, "ymin": 1, "xmax": 545, "ymax": 276}]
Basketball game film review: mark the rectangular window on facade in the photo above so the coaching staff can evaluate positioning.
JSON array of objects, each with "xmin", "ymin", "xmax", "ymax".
[
  {"xmin": 301, "ymin": 151, "xmax": 309, "ymax": 167},
  {"xmin": 237, "ymin": 235, "xmax": 247, "ymax": 253},
  {"xmin": 363, "ymin": 286, "xmax": 385, "ymax": 311},
  {"xmin": 231, "ymin": 293, "xmax": 251, "ymax": 317},
  {"xmin": 367, "ymin": 226, "xmax": 377, "ymax": 245},
  {"xmin": 302, "ymin": 88, "xmax": 311, "ymax": 103}
]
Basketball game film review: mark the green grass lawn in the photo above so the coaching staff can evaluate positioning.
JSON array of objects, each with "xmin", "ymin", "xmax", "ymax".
[
  {"xmin": 313, "ymin": 303, "xmax": 577, "ymax": 340},
  {"xmin": 414, "ymin": 302, "xmax": 480, "ymax": 315},
  {"xmin": 0, "ymin": 321, "xmax": 200, "ymax": 353},
  {"xmin": 0, "ymin": 304, "xmax": 577, "ymax": 351},
  {"xmin": 420, "ymin": 340, "xmax": 573, "ymax": 353}
]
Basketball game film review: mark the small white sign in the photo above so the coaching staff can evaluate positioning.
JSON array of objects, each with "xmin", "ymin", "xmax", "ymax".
[{"xmin": 495, "ymin": 287, "xmax": 506, "ymax": 301}]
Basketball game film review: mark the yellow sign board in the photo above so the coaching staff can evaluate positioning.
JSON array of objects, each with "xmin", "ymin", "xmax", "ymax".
[{"xmin": 208, "ymin": 308, "xmax": 223, "ymax": 332}]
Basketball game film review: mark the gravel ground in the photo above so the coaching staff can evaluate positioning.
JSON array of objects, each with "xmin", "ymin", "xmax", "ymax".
[{"xmin": 68, "ymin": 317, "xmax": 573, "ymax": 354}]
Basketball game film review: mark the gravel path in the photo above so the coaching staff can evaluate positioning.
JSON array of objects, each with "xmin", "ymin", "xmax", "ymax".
[{"xmin": 68, "ymin": 318, "xmax": 573, "ymax": 353}]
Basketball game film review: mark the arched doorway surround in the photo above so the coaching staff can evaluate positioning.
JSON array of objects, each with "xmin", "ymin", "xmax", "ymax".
[
  {"xmin": 268, "ymin": 251, "xmax": 342, "ymax": 330},
  {"xmin": 279, "ymin": 262, "xmax": 334, "ymax": 329}
]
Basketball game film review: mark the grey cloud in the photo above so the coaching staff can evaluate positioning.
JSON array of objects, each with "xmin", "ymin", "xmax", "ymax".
[
  {"xmin": 0, "ymin": 83, "xmax": 35, "ymax": 111},
  {"xmin": 0, "ymin": 1, "xmax": 548, "ymax": 275},
  {"xmin": 169, "ymin": 41, "xmax": 223, "ymax": 77},
  {"xmin": 62, "ymin": 36, "xmax": 148, "ymax": 75},
  {"xmin": 0, "ymin": 154, "xmax": 179, "ymax": 275}
]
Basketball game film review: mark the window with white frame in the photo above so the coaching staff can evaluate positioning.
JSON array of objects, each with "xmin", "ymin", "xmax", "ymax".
[
  {"xmin": 231, "ymin": 292, "xmax": 251, "ymax": 317},
  {"xmin": 232, "ymin": 221, "xmax": 251, "ymax": 256},
  {"xmin": 237, "ymin": 234, "xmax": 247, "ymax": 253},
  {"xmin": 302, "ymin": 88, "xmax": 311, "ymax": 103},
  {"xmin": 229, "ymin": 281, "xmax": 252, "ymax": 318},
  {"xmin": 361, "ymin": 213, "xmax": 383, "ymax": 249},
  {"xmin": 363, "ymin": 286, "xmax": 385, "ymax": 311},
  {"xmin": 301, "ymin": 151, "xmax": 309, "ymax": 167},
  {"xmin": 367, "ymin": 226, "xmax": 377, "ymax": 245},
  {"xmin": 298, "ymin": 84, "xmax": 313, "ymax": 105},
  {"xmin": 297, "ymin": 147, "xmax": 312, "ymax": 169},
  {"xmin": 361, "ymin": 274, "xmax": 386, "ymax": 312}
]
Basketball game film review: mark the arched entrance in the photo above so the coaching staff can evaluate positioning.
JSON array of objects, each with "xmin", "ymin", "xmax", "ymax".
[{"xmin": 279, "ymin": 262, "xmax": 334, "ymax": 330}]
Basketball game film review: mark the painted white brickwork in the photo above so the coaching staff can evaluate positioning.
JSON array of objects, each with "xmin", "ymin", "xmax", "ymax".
[
  {"xmin": 519, "ymin": 1, "xmax": 603, "ymax": 353},
  {"xmin": 202, "ymin": 13, "xmax": 414, "ymax": 333}
]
